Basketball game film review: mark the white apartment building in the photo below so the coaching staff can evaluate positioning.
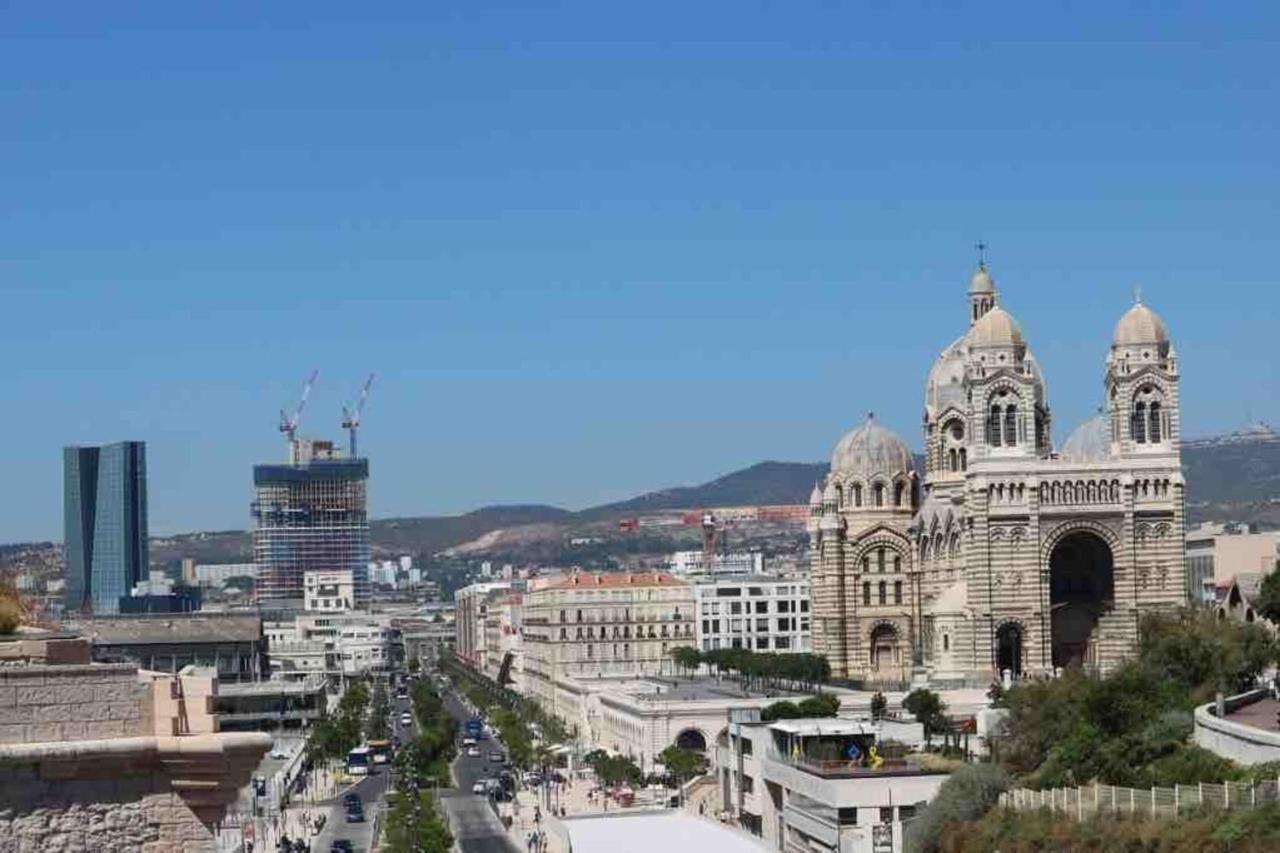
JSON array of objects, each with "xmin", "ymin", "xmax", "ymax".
[
  {"xmin": 193, "ymin": 563, "xmax": 259, "ymax": 588},
  {"xmin": 717, "ymin": 716, "xmax": 949, "ymax": 853},
  {"xmin": 521, "ymin": 572, "xmax": 695, "ymax": 712},
  {"xmin": 304, "ymin": 569, "xmax": 355, "ymax": 612},
  {"xmin": 454, "ymin": 581, "xmax": 514, "ymax": 671},
  {"xmin": 670, "ymin": 550, "xmax": 765, "ymax": 577},
  {"xmin": 695, "ymin": 577, "xmax": 811, "ymax": 654},
  {"xmin": 265, "ymin": 611, "xmax": 400, "ymax": 682}
]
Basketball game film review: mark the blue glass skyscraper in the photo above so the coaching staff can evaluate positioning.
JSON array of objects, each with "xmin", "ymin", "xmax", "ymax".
[{"xmin": 63, "ymin": 441, "xmax": 149, "ymax": 615}]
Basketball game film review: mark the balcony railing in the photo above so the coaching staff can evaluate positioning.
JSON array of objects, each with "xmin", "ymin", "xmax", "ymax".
[{"xmin": 768, "ymin": 750, "xmax": 927, "ymax": 779}]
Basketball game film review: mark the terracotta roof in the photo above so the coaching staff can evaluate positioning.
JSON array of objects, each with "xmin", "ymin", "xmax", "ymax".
[{"xmin": 542, "ymin": 572, "xmax": 688, "ymax": 590}]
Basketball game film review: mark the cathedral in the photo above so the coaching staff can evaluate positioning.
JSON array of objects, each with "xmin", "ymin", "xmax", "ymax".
[{"xmin": 808, "ymin": 263, "xmax": 1187, "ymax": 684}]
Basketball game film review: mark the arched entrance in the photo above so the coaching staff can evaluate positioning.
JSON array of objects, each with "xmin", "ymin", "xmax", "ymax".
[
  {"xmin": 1049, "ymin": 530, "xmax": 1115, "ymax": 669},
  {"xmin": 995, "ymin": 622, "xmax": 1023, "ymax": 677},
  {"xmin": 869, "ymin": 624, "xmax": 900, "ymax": 673},
  {"xmin": 675, "ymin": 728, "xmax": 707, "ymax": 752}
]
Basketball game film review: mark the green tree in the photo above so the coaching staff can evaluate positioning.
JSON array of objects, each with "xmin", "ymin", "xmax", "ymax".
[
  {"xmin": 367, "ymin": 682, "xmax": 391, "ymax": 742},
  {"xmin": 761, "ymin": 700, "xmax": 803, "ymax": 722},
  {"xmin": 904, "ymin": 689, "xmax": 948, "ymax": 738},
  {"xmin": 797, "ymin": 693, "xmax": 841, "ymax": 718},
  {"xmin": 668, "ymin": 646, "xmax": 702, "ymax": 677},
  {"xmin": 381, "ymin": 790, "xmax": 453, "ymax": 853},
  {"xmin": 870, "ymin": 692, "xmax": 888, "ymax": 720},
  {"xmin": 659, "ymin": 745, "xmax": 708, "ymax": 797},
  {"xmin": 1255, "ymin": 567, "xmax": 1280, "ymax": 625}
]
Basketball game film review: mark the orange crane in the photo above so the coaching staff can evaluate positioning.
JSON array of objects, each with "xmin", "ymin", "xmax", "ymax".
[{"xmin": 341, "ymin": 373, "xmax": 375, "ymax": 458}]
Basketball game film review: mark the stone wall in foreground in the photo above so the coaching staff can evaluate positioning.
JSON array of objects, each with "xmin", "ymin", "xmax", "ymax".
[{"xmin": 0, "ymin": 775, "xmax": 215, "ymax": 853}]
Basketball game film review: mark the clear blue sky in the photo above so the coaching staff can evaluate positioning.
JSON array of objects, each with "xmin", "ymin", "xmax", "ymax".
[{"xmin": 1, "ymin": 2, "xmax": 1277, "ymax": 542}]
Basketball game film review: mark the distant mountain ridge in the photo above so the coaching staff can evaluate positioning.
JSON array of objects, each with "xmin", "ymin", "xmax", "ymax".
[{"xmin": 8, "ymin": 425, "xmax": 1280, "ymax": 569}]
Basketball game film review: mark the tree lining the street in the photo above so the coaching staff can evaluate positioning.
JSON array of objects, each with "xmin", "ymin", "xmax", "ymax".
[
  {"xmin": 381, "ymin": 789, "xmax": 453, "ymax": 853},
  {"xmin": 667, "ymin": 646, "xmax": 832, "ymax": 691}
]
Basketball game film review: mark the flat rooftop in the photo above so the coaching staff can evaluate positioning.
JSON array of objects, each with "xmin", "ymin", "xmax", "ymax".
[
  {"xmin": 66, "ymin": 613, "xmax": 263, "ymax": 645},
  {"xmin": 562, "ymin": 812, "xmax": 761, "ymax": 853},
  {"xmin": 1225, "ymin": 696, "xmax": 1280, "ymax": 732},
  {"xmin": 598, "ymin": 676, "xmax": 799, "ymax": 703}
]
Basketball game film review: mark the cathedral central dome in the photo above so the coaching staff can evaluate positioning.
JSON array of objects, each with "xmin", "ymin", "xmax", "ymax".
[{"xmin": 830, "ymin": 415, "xmax": 916, "ymax": 479}]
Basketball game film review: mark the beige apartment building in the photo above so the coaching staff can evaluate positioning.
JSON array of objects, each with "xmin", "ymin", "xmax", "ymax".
[{"xmin": 521, "ymin": 572, "xmax": 695, "ymax": 712}]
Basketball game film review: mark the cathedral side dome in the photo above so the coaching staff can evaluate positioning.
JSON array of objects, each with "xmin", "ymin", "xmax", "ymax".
[
  {"xmin": 969, "ymin": 305, "xmax": 1024, "ymax": 348},
  {"xmin": 1060, "ymin": 412, "xmax": 1112, "ymax": 462},
  {"xmin": 831, "ymin": 415, "xmax": 916, "ymax": 479},
  {"xmin": 926, "ymin": 336, "xmax": 969, "ymax": 418},
  {"xmin": 1113, "ymin": 301, "xmax": 1170, "ymax": 348}
]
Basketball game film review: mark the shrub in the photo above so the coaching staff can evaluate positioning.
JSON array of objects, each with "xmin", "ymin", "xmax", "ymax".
[{"xmin": 904, "ymin": 763, "xmax": 1011, "ymax": 853}]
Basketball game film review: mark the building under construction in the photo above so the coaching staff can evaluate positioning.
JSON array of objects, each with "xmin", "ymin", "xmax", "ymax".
[
  {"xmin": 252, "ymin": 439, "xmax": 371, "ymax": 606},
  {"xmin": 252, "ymin": 373, "xmax": 374, "ymax": 606}
]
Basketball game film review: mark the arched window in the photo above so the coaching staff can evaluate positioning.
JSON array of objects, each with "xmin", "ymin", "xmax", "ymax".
[
  {"xmin": 893, "ymin": 581, "xmax": 903, "ymax": 605},
  {"xmin": 943, "ymin": 634, "xmax": 951, "ymax": 652},
  {"xmin": 1148, "ymin": 402, "xmax": 1162, "ymax": 443},
  {"xmin": 862, "ymin": 555, "xmax": 871, "ymax": 573},
  {"xmin": 874, "ymin": 483, "xmax": 885, "ymax": 507},
  {"xmin": 893, "ymin": 555, "xmax": 902, "ymax": 573},
  {"xmin": 960, "ymin": 448, "xmax": 967, "ymax": 470},
  {"xmin": 862, "ymin": 582, "xmax": 871, "ymax": 606},
  {"xmin": 1004, "ymin": 405, "xmax": 1018, "ymax": 447},
  {"xmin": 852, "ymin": 483, "xmax": 863, "ymax": 507},
  {"xmin": 988, "ymin": 405, "xmax": 1002, "ymax": 446},
  {"xmin": 948, "ymin": 448, "xmax": 958, "ymax": 472},
  {"xmin": 877, "ymin": 549, "xmax": 887, "ymax": 573},
  {"xmin": 1132, "ymin": 402, "xmax": 1147, "ymax": 444},
  {"xmin": 835, "ymin": 484, "xmax": 844, "ymax": 507},
  {"xmin": 894, "ymin": 481, "xmax": 905, "ymax": 506},
  {"xmin": 878, "ymin": 581, "xmax": 887, "ymax": 605}
]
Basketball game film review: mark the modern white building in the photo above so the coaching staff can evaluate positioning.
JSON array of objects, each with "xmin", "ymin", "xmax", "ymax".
[
  {"xmin": 265, "ymin": 611, "xmax": 400, "ymax": 683},
  {"xmin": 303, "ymin": 569, "xmax": 355, "ymax": 612},
  {"xmin": 693, "ymin": 577, "xmax": 811, "ymax": 654},
  {"xmin": 716, "ymin": 716, "xmax": 949, "ymax": 853},
  {"xmin": 670, "ymin": 551, "xmax": 765, "ymax": 577},
  {"xmin": 193, "ymin": 563, "xmax": 258, "ymax": 588}
]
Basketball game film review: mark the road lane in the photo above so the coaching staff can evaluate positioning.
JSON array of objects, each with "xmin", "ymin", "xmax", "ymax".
[{"xmin": 439, "ymin": 691, "xmax": 518, "ymax": 853}]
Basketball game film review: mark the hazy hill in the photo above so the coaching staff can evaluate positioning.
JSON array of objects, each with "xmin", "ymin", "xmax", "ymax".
[{"xmin": 10, "ymin": 425, "xmax": 1280, "ymax": 570}]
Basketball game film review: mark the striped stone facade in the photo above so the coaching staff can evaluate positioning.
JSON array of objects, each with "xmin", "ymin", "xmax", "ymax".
[{"xmin": 810, "ymin": 264, "xmax": 1187, "ymax": 684}]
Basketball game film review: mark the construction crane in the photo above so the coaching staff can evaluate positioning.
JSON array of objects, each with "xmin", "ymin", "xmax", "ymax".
[
  {"xmin": 341, "ymin": 373, "xmax": 375, "ymax": 459},
  {"xmin": 279, "ymin": 369, "xmax": 319, "ymax": 461}
]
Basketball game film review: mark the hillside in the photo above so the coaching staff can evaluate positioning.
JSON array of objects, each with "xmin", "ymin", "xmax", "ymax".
[{"xmin": 9, "ymin": 425, "xmax": 1280, "ymax": 570}]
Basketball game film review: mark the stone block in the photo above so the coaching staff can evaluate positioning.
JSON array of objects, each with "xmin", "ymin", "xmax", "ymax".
[
  {"xmin": 82, "ymin": 720, "xmax": 125, "ymax": 739},
  {"xmin": 16, "ymin": 685, "xmax": 84, "ymax": 706},
  {"xmin": 0, "ymin": 723, "xmax": 27, "ymax": 744},
  {"xmin": 29, "ymin": 721, "xmax": 65, "ymax": 742},
  {"xmin": 0, "ymin": 703, "xmax": 33, "ymax": 724},
  {"xmin": 0, "ymin": 685, "xmax": 15, "ymax": 708},
  {"xmin": 106, "ymin": 702, "xmax": 142, "ymax": 722},
  {"xmin": 93, "ymin": 681, "xmax": 143, "ymax": 704},
  {"xmin": 41, "ymin": 639, "xmax": 92, "ymax": 666}
]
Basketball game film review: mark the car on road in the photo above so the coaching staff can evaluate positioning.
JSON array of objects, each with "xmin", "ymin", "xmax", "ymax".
[
  {"xmin": 400, "ymin": 712, "xmax": 412, "ymax": 726},
  {"xmin": 467, "ymin": 746, "xmax": 481, "ymax": 757},
  {"xmin": 461, "ymin": 737, "xmax": 477, "ymax": 747},
  {"xmin": 488, "ymin": 751, "xmax": 504, "ymax": 763},
  {"xmin": 330, "ymin": 841, "xmax": 354, "ymax": 853},
  {"xmin": 345, "ymin": 799, "xmax": 365, "ymax": 823},
  {"xmin": 471, "ymin": 780, "xmax": 488, "ymax": 795},
  {"xmin": 269, "ymin": 745, "xmax": 292, "ymax": 760}
]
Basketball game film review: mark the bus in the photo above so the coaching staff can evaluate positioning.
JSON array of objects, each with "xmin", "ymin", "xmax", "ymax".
[
  {"xmin": 347, "ymin": 746, "xmax": 374, "ymax": 776},
  {"xmin": 367, "ymin": 740, "xmax": 393, "ymax": 765},
  {"xmin": 465, "ymin": 718, "xmax": 484, "ymax": 739}
]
